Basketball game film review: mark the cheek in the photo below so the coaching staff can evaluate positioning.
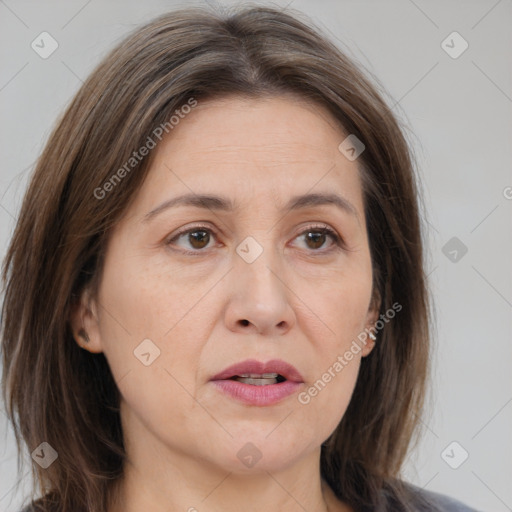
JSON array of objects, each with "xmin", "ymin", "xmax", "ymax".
[
  {"xmin": 296, "ymin": 257, "xmax": 374, "ymax": 350},
  {"xmin": 96, "ymin": 241, "xmax": 218, "ymax": 391},
  {"xmin": 98, "ymin": 240, "xmax": 215, "ymax": 343},
  {"xmin": 291, "ymin": 260, "xmax": 373, "ymax": 437},
  {"xmin": 293, "ymin": 319, "xmax": 365, "ymax": 447},
  {"xmin": 300, "ymin": 359, "xmax": 361, "ymax": 443},
  {"xmin": 96, "ymin": 261, "xmax": 213, "ymax": 455}
]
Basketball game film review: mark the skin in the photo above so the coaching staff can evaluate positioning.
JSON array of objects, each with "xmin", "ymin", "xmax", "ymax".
[{"xmin": 71, "ymin": 95, "xmax": 381, "ymax": 512}]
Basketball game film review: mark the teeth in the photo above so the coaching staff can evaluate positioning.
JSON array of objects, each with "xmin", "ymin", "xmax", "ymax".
[
  {"xmin": 235, "ymin": 377, "xmax": 278, "ymax": 385},
  {"xmin": 238, "ymin": 373, "xmax": 279, "ymax": 378}
]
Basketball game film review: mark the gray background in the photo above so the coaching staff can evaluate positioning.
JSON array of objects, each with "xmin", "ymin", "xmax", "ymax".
[{"xmin": 0, "ymin": 1, "xmax": 511, "ymax": 511}]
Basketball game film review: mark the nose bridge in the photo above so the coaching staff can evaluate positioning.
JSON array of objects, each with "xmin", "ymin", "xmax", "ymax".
[
  {"xmin": 235, "ymin": 232, "xmax": 284, "ymax": 304},
  {"xmin": 224, "ymin": 231, "xmax": 295, "ymax": 335}
]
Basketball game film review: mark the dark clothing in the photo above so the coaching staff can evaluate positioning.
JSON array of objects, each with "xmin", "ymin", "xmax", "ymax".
[{"xmin": 19, "ymin": 484, "xmax": 480, "ymax": 511}]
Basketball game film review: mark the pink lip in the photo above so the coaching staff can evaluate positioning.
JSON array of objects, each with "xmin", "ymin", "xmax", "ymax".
[{"xmin": 210, "ymin": 359, "xmax": 304, "ymax": 406}]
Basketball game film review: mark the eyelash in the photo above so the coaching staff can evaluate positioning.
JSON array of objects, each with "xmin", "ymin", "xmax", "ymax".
[{"xmin": 165, "ymin": 223, "xmax": 344, "ymax": 256}]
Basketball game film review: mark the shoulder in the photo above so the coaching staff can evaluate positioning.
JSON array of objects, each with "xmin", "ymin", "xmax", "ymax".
[{"xmin": 403, "ymin": 482, "xmax": 481, "ymax": 512}]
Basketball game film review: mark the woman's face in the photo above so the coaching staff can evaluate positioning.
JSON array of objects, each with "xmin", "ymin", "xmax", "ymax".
[{"xmin": 76, "ymin": 95, "xmax": 380, "ymax": 474}]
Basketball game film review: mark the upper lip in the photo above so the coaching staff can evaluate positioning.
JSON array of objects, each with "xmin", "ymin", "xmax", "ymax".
[{"xmin": 211, "ymin": 359, "xmax": 304, "ymax": 383}]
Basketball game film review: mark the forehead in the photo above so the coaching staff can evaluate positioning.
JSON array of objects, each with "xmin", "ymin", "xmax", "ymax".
[
  {"xmin": 130, "ymin": 95, "xmax": 365, "ymax": 220},
  {"xmin": 164, "ymin": 94, "xmax": 346, "ymax": 162}
]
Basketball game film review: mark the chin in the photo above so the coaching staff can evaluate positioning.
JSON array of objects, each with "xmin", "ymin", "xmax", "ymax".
[{"xmin": 210, "ymin": 434, "xmax": 314, "ymax": 475}]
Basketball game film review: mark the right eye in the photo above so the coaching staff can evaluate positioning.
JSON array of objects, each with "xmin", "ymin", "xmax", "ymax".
[{"xmin": 165, "ymin": 224, "xmax": 218, "ymax": 254}]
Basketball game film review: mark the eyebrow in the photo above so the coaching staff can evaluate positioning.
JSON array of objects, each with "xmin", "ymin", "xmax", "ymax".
[{"xmin": 142, "ymin": 192, "xmax": 359, "ymax": 223}]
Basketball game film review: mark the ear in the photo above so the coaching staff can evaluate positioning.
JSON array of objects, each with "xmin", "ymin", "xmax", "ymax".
[
  {"xmin": 361, "ymin": 287, "xmax": 381, "ymax": 357},
  {"xmin": 69, "ymin": 286, "xmax": 103, "ymax": 354}
]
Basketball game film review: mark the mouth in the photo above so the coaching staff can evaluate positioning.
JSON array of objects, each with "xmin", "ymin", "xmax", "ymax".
[
  {"xmin": 210, "ymin": 359, "xmax": 304, "ymax": 406},
  {"xmin": 211, "ymin": 359, "xmax": 304, "ymax": 384}
]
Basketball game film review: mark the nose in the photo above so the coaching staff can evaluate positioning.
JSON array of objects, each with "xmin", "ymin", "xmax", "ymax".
[{"xmin": 223, "ymin": 246, "xmax": 296, "ymax": 336}]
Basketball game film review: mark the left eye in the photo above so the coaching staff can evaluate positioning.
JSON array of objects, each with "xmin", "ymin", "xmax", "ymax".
[
  {"xmin": 294, "ymin": 225, "xmax": 341, "ymax": 251},
  {"xmin": 167, "ymin": 224, "xmax": 342, "ymax": 253}
]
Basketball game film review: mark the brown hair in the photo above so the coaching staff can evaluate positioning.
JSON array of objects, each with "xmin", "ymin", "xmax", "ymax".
[{"xmin": 1, "ymin": 5, "xmax": 433, "ymax": 512}]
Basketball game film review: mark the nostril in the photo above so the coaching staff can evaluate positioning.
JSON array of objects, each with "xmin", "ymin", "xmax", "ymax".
[{"xmin": 240, "ymin": 319, "xmax": 249, "ymax": 326}]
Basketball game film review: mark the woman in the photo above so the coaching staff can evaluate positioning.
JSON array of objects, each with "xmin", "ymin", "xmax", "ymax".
[{"xmin": 1, "ymin": 5, "xmax": 478, "ymax": 512}]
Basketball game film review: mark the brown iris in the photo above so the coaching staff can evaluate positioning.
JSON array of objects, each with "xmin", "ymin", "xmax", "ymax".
[
  {"xmin": 188, "ymin": 230, "xmax": 210, "ymax": 249},
  {"xmin": 305, "ymin": 230, "xmax": 328, "ymax": 250}
]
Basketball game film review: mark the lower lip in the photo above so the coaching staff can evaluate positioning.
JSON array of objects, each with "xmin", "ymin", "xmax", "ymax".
[{"xmin": 211, "ymin": 379, "xmax": 302, "ymax": 406}]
